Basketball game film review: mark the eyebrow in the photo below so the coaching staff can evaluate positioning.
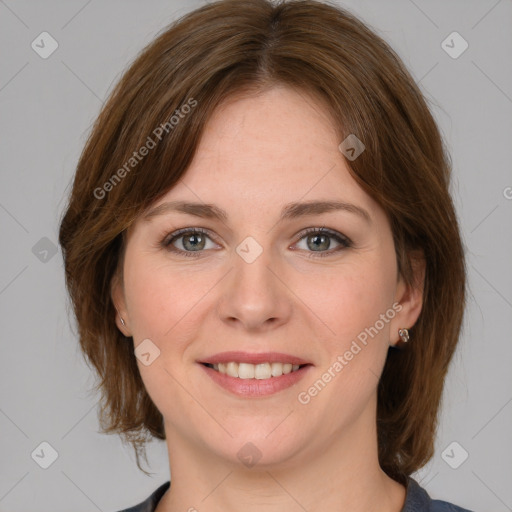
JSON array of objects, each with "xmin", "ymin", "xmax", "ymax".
[{"xmin": 143, "ymin": 200, "xmax": 372, "ymax": 224}]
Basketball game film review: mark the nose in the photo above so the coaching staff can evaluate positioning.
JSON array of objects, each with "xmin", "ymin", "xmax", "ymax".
[{"xmin": 216, "ymin": 240, "xmax": 293, "ymax": 333}]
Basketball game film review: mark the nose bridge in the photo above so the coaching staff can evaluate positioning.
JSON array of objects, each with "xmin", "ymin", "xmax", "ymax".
[
  {"xmin": 217, "ymin": 234, "xmax": 291, "ymax": 330},
  {"xmin": 235, "ymin": 234, "xmax": 273, "ymax": 287}
]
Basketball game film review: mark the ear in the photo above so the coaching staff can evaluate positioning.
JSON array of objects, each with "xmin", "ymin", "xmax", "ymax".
[
  {"xmin": 390, "ymin": 250, "xmax": 425, "ymax": 347},
  {"xmin": 111, "ymin": 270, "xmax": 131, "ymax": 336}
]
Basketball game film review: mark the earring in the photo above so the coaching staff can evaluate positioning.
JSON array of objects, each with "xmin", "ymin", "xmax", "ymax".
[
  {"xmin": 114, "ymin": 306, "xmax": 126, "ymax": 327},
  {"xmin": 398, "ymin": 328, "xmax": 409, "ymax": 343}
]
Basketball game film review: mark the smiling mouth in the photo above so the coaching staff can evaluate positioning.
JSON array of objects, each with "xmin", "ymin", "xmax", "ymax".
[{"xmin": 202, "ymin": 362, "xmax": 310, "ymax": 379}]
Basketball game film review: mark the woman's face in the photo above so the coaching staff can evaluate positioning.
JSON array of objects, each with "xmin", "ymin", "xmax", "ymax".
[{"xmin": 112, "ymin": 85, "xmax": 422, "ymax": 469}]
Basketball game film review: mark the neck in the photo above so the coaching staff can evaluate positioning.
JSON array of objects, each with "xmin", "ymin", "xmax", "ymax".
[{"xmin": 156, "ymin": 405, "xmax": 406, "ymax": 512}]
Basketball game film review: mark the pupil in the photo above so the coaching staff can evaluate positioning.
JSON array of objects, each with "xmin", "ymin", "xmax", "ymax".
[
  {"xmin": 185, "ymin": 233, "xmax": 204, "ymax": 250},
  {"xmin": 309, "ymin": 234, "xmax": 329, "ymax": 251}
]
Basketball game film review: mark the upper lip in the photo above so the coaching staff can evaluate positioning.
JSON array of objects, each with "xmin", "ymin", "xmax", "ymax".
[{"xmin": 198, "ymin": 351, "xmax": 312, "ymax": 366}]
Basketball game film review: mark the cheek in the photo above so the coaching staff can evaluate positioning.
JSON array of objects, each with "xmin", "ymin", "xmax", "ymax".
[
  {"xmin": 122, "ymin": 254, "xmax": 203, "ymax": 413},
  {"xmin": 296, "ymin": 252, "xmax": 397, "ymax": 352},
  {"xmin": 122, "ymin": 249, "xmax": 182, "ymax": 339},
  {"xmin": 123, "ymin": 250, "xmax": 219, "ymax": 347},
  {"xmin": 295, "ymin": 256, "xmax": 397, "ymax": 421},
  {"xmin": 124, "ymin": 268, "xmax": 167, "ymax": 337}
]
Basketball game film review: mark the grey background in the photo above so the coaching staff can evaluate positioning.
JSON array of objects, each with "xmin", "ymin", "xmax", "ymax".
[{"xmin": 1, "ymin": 0, "xmax": 511, "ymax": 511}]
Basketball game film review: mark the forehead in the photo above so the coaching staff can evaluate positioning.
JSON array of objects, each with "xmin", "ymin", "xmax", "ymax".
[
  {"xmin": 196, "ymin": 85, "xmax": 339, "ymax": 165},
  {"xmin": 127, "ymin": 84, "xmax": 387, "ymax": 240},
  {"xmin": 161, "ymin": 86, "xmax": 373, "ymax": 209}
]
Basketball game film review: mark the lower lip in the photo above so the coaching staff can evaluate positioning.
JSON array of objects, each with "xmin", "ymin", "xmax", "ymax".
[{"xmin": 199, "ymin": 363, "xmax": 313, "ymax": 397}]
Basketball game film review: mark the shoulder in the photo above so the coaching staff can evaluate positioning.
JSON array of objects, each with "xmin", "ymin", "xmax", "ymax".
[
  {"xmin": 404, "ymin": 477, "xmax": 475, "ymax": 512},
  {"xmin": 114, "ymin": 481, "xmax": 170, "ymax": 512},
  {"xmin": 113, "ymin": 477, "xmax": 476, "ymax": 512},
  {"xmin": 431, "ymin": 501, "xmax": 475, "ymax": 512}
]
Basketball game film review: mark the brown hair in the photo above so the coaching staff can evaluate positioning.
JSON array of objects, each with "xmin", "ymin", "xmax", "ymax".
[{"xmin": 58, "ymin": 0, "xmax": 466, "ymax": 482}]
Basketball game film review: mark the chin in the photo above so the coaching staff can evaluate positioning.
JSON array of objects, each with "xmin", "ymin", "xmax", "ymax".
[{"xmin": 211, "ymin": 431, "xmax": 306, "ymax": 470}]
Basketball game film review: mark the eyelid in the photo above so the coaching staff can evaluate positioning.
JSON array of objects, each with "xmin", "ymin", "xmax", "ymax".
[
  {"xmin": 163, "ymin": 226, "xmax": 214, "ymax": 241},
  {"xmin": 162, "ymin": 226, "xmax": 221, "ymax": 247},
  {"xmin": 294, "ymin": 226, "xmax": 351, "ymax": 245},
  {"xmin": 161, "ymin": 226, "xmax": 352, "ymax": 257},
  {"xmin": 291, "ymin": 226, "xmax": 352, "ymax": 257}
]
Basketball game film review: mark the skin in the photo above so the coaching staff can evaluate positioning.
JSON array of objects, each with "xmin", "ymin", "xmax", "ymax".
[{"xmin": 112, "ymin": 85, "xmax": 425, "ymax": 512}]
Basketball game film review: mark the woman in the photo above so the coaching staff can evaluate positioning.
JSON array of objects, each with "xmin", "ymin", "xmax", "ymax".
[{"xmin": 58, "ymin": 0, "xmax": 473, "ymax": 510}]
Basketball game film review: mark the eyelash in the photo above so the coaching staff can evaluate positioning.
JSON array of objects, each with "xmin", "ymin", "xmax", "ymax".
[{"xmin": 161, "ymin": 226, "xmax": 352, "ymax": 259}]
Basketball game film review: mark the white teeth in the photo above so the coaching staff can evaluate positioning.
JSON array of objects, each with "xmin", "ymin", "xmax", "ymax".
[
  {"xmin": 255, "ymin": 363, "xmax": 271, "ymax": 380},
  {"xmin": 210, "ymin": 361, "xmax": 304, "ymax": 379},
  {"xmin": 226, "ymin": 362, "xmax": 238, "ymax": 378},
  {"xmin": 238, "ymin": 363, "xmax": 255, "ymax": 379},
  {"xmin": 283, "ymin": 363, "xmax": 294, "ymax": 374},
  {"xmin": 270, "ymin": 363, "xmax": 286, "ymax": 377}
]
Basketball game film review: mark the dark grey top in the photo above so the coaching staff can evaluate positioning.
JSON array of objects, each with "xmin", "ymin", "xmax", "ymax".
[{"xmin": 116, "ymin": 477, "xmax": 474, "ymax": 512}]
